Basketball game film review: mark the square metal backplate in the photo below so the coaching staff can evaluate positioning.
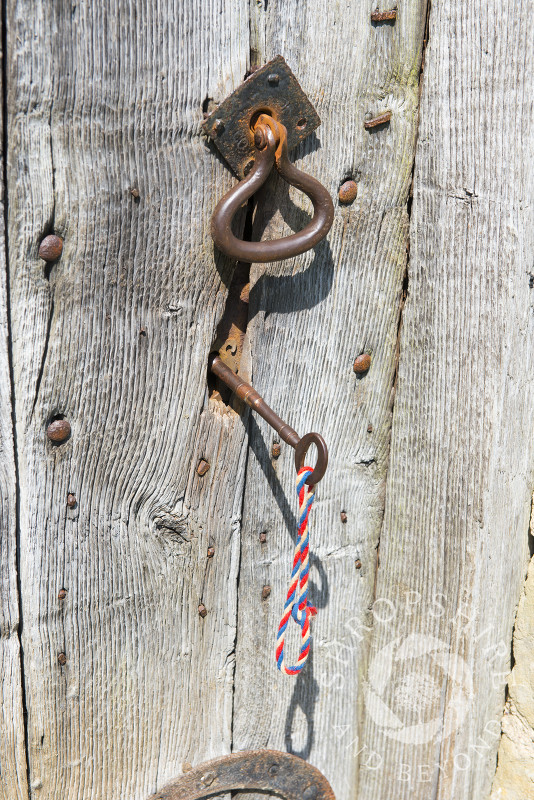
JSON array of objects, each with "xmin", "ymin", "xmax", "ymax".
[{"xmin": 202, "ymin": 56, "xmax": 321, "ymax": 178}]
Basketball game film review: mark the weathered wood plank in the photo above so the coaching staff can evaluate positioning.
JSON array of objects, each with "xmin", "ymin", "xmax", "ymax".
[
  {"xmin": 233, "ymin": 2, "xmax": 427, "ymax": 799},
  {"xmin": 7, "ymin": 1, "xmax": 249, "ymax": 797},
  {"xmin": 0, "ymin": 23, "xmax": 28, "ymax": 798},
  {"xmin": 358, "ymin": 1, "xmax": 534, "ymax": 798},
  {"xmin": 6, "ymin": 2, "xmax": 533, "ymax": 798}
]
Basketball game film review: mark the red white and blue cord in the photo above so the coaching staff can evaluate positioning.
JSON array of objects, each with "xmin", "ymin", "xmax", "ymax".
[{"xmin": 276, "ymin": 466, "xmax": 317, "ymax": 675}]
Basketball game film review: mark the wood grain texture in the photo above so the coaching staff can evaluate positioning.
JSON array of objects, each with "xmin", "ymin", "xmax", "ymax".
[
  {"xmin": 0, "ymin": 24, "xmax": 29, "ymax": 799},
  {"xmin": 357, "ymin": 1, "xmax": 534, "ymax": 799},
  {"xmin": 5, "ymin": 2, "xmax": 533, "ymax": 799},
  {"xmin": 232, "ymin": 3, "xmax": 427, "ymax": 799},
  {"xmin": 6, "ymin": 1, "xmax": 250, "ymax": 797}
]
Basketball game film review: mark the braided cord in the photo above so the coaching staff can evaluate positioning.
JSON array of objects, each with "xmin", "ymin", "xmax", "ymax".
[{"xmin": 276, "ymin": 467, "xmax": 317, "ymax": 675}]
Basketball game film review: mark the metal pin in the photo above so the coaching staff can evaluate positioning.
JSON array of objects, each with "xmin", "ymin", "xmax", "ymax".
[
  {"xmin": 364, "ymin": 111, "xmax": 392, "ymax": 129},
  {"xmin": 208, "ymin": 354, "xmax": 328, "ymax": 485},
  {"xmin": 371, "ymin": 8, "xmax": 397, "ymax": 21}
]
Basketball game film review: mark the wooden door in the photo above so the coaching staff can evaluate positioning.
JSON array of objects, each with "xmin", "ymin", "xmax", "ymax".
[{"xmin": 1, "ymin": 1, "xmax": 532, "ymax": 799}]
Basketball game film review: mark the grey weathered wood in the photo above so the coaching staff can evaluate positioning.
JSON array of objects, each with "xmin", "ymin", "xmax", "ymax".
[
  {"xmin": 232, "ymin": 2, "xmax": 427, "ymax": 799},
  {"xmin": 6, "ymin": 1, "xmax": 249, "ymax": 797},
  {"xmin": 0, "ymin": 25, "xmax": 28, "ymax": 798},
  {"xmin": 4, "ymin": 1, "xmax": 534, "ymax": 799},
  {"xmin": 356, "ymin": 1, "xmax": 534, "ymax": 799}
]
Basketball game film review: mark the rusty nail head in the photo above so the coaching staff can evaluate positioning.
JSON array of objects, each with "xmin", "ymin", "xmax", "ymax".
[
  {"xmin": 262, "ymin": 585, "xmax": 271, "ymax": 600},
  {"xmin": 212, "ymin": 119, "xmax": 225, "ymax": 136},
  {"xmin": 58, "ymin": 588, "xmax": 67, "ymax": 600},
  {"xmin": 268, "ymin": 73, "xmax": 280, "ymax": 85},
  {"xmin": 197, "ymin": 459, "xmax": 210, "ymax": 477},
  {"xmin": 364, "ymin": 111, "xmax": 392, "ymax": 129},
  {"xmin": 371, "ymin": 8, "xmax": 397, "ymax": 21},
  {"xmin": 198, "ymin": 603, "xmax": 208, "ymax": 618},
  {"xmin": 38, "ymin": 234, "xmax": 63, "ymax": 262},
  {"xmin": 57, "ymin": 652, "xmax": 67, "ymax": 666},
  {"xmin": 130, "ymin": 187, "xmax": 140, "ymax": 198},
  {"xmin": 259, "ymin": 532, "xmax": 267, "ymax": 543},
  {"xmin": 338, "ymin": 180, "xmax": 358, "ymax": 204},
  {"xmin": 353, "ymin": 353, "xmax": 371, "ymax": 374},
  {"xmin": 355, "ymin": 559, "xmax": 362, "ymax": 569},
  {"xmin": 207, "ymin": 546, "xmax": 215, "ymax": 558},
  {"xmin": 340, "ymin": 511, "xmax": 347, "ymax": 523},
  {"xmin": 67, "ymin": 493, "xmax": 76, "ymax": 508},
  {"xmin": 47, "ymin": 419, "xmax": 71, "ymax": 443},
  {"xmin": 271, "ymin": 442, "xmax": 281, "ymax": 458},
  {"xmin": 303, "ymin": 787, "xmax": 319, "ymax": 800},
  {"xmin": 200, "ymin": 771, "xmax": 216, "ymax": 787}
]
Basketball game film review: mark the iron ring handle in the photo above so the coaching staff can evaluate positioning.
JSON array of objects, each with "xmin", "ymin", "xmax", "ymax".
[
  {"xmin": 211, "ymin": 117, "xmax": 334, "ymax": 262},
  {"xmin": 295, "ymin": 431, "xmax": 328, "ymax": 486}
]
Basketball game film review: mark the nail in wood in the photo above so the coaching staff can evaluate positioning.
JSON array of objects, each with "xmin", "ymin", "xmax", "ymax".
[
  {"xmin": 371, "ymin": 8, "xmax": 397, "ymax": 21},
  {"xmin": 364, "ymin": 111, "xmax": 392, "ymax": 129}
]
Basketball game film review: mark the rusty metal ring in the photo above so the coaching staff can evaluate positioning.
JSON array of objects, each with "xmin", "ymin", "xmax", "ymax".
[
  {"xmin": 211, "ymin": 118, "xmax": 334, "ymax": 263},
  {"xmin": 147, "ymin": 749, "xmax": 336, "ymax": 800},
  {"xmin": 295, "ymin": 432, "xmax": 328, "ymax": 486}
]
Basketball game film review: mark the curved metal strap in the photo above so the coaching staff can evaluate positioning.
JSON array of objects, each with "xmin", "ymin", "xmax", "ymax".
[
  {"xmin": 211, "ymin": 116, "xmax": 334, "ymax": 262},
  {"xmin": 147, "ymin": 749, "xmax": 336, "ymax": 800}
]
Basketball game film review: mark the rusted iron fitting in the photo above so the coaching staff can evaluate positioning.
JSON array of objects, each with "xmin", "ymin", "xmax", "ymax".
[
  {"xmin": 371, "ymin": 8, "xmax": 397, "ymax": 21},
  {"xmin": 338, "ymin": 180, "xmax": 358, "ymax": 204},
  {"xmin": 39, "ymin": 234, "xmax": 63, "ymax": 262},
  {"xmin": 364, "ymin": 111, "xmax": 392, "ymax": 129},
  {"xmin": 209, "ymin": 354, "xmax": 328, "ymax": 485},
  {"xmin": 47, "ymin": 418, "xmax": 71, "ymax": 443},
  {"xmin": 147, "ymin": 749, "xmax": 335, "ymax": 800},
  {"xmin": 210, "ymin": 112, "xmax": 334, "ymax": 263}
]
